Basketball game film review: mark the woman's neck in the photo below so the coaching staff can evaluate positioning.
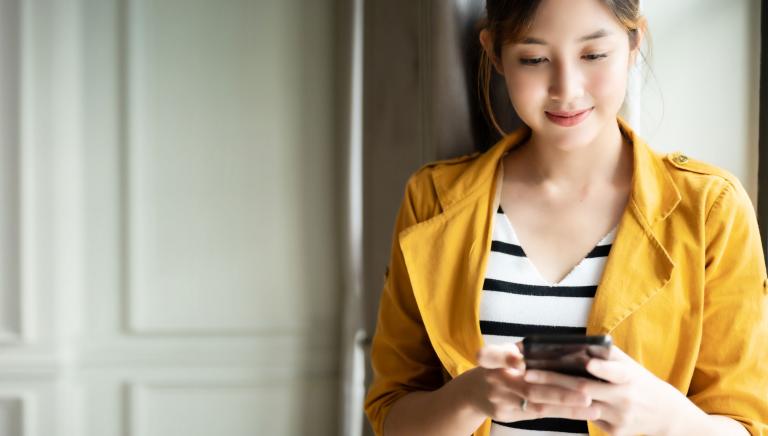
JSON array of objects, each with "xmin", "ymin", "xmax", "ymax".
[{"xmin": 514, "ymin": 122, "xmax": 632, "ymax": 196}]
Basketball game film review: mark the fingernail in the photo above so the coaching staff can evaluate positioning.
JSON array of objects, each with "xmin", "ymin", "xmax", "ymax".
[{"xmin": 524, "ymin": 372, "xmax": 538, "ymax": 382}]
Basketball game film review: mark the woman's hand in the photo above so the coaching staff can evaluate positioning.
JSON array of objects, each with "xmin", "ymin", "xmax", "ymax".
[
  {"xmin": 522, "ymin": 345, "xmax": 699, "ymax": 436},
  {"xmin": 459, "ymin": 343, "xmax": 599, "ymax": 424}
]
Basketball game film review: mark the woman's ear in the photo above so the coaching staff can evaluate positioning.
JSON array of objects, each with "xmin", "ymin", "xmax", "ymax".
[
  {"xmin": 479, "ymin": 29, "xmax": 504, "ymax": 74},
  {"xmin": 628, "ymin": 17, "xmax": 647, "ymax": 65}
]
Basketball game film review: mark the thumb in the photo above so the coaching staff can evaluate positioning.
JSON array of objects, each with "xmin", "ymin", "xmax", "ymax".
[{"xmin": 477, "ymin": 343, "xmax": 524, "ymax": 371}]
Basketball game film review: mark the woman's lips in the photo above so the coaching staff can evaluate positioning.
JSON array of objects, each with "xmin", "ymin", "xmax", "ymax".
[{"xmin": 545, "ymin": 108, "xmax": 593, "ymax": 127}]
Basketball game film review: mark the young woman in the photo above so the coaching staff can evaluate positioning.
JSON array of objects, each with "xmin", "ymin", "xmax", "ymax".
[{"xmin": 364, "ymin": 1, "xmax": 768, "ymax": 435}]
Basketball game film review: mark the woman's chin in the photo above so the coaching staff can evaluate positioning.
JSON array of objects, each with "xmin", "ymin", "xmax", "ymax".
[{"xmin": 532, "ymin": 126, "xmax": 599, "ymax": 152}]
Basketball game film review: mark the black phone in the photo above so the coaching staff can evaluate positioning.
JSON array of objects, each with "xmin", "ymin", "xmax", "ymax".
[{"xmin": 522, "ymin": 334, "xmax": 612, "ymax": 381}]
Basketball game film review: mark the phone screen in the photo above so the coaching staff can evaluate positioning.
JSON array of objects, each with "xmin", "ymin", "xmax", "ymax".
[{"xmin": 522, "ymin": 335, "xmax": 612, "ymax": 381}]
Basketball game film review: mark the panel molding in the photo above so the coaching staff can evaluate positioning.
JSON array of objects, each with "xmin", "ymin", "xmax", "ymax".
[
  {"xmin": 0, "ymin": 392, "xmax": 35, "ymax": 436},
  {"xmin": 79, "ymin": 333, "xmax": 339, "ymax": 374},
  {"xmin": 0, "ymin": 0, "xmax": 32, "ymax": 346},
  {"xmin": 118, "ymin": 0, "xmax": 290, "ymax": 336},
  {"xmin": 125, "ymin": 381, "xmax": 277, "ymax": 436}
]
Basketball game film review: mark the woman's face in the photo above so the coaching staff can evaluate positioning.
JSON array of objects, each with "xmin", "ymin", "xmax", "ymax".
[{"xmin": 482, "ymin": 0, "xmax": 641, "ymax": 150}]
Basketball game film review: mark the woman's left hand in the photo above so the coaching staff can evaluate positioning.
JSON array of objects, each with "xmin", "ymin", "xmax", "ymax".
[{"xmin": 523, "ymin": 345, "xmax": 699, "ymax": 436}]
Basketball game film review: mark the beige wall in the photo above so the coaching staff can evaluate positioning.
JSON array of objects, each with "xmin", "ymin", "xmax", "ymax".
[{"xmin": 639, "ymin": 0, "xmax": 761, "ymax": 204}]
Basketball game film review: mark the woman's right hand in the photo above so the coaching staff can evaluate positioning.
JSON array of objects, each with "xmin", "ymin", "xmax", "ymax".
[{"xmin": 456, "ymin": 343, "xmax": 599, "ymax": 424}]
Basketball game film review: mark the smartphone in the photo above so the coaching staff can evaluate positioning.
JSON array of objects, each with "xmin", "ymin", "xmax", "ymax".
[{"xmin": 522, "ymin": 334, "xmax": 612, "ymax": 381}]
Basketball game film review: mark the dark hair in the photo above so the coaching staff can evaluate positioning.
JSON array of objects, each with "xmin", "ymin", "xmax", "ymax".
[{"xmin": 478, "ymin": 0, "xmax": 650, "ymax": 136}]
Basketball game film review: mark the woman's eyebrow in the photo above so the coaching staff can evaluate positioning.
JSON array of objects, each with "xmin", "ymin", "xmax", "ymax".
[{"xmin": 520, "ymin": 29, "xmax": 611, "ymax": 45}]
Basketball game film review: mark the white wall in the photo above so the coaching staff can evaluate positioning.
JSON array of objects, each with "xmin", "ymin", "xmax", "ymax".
[
  {"xmin": 638, "ymin": 0, "xmax": 761, "ymax": 204},
  {"xmin": 0, "ymin": 0, "xmax": 341, "ymax": 435}
]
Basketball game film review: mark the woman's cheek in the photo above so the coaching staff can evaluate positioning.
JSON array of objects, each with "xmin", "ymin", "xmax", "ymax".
[
  {"xmin": 588, "ymin": 60, "xmax": 629, "ymax": 104},
  {"xmin": 506, "ymin": 72, "xmax": 547, "ymax": 118}
]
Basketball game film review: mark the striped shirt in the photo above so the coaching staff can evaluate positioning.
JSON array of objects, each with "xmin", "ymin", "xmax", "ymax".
[{"xmin": 480, "ymin": 202, "xmax": 616, "ymax": 436}]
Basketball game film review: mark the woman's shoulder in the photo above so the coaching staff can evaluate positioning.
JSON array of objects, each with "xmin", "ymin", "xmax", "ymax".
[
  {"xmin": 404, "ymin": 150, "xmax": 485, "ymax": 194},
  {"xmin": 664, "ymin": 151, "xmax": 740, "ymax": 186},
  {"xmin": 398, "ymin": 150, "xmax": 487, "ymax": 221},
  {"xmin": 661, "ymin": 150, "xmax": 753, "ymax": 214},
  {"xmin": 663, "ymin": 151, "xmax": 745, "ymax": 191},
  {"xmin": 415, "ymin": 150, "xmax": 485, "ymax": 174}
]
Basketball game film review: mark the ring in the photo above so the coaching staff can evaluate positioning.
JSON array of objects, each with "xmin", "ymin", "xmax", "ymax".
[{"xmin": 520, "ymin": 398, "xmax": 528, "ymax": 412}]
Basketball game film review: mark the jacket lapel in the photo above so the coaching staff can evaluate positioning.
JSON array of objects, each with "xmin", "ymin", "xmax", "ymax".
[
  {"xmin": 399, "ymin": 129, "xmax": 528, "ymax": 377},
  {"xmin": 398, "ymin": 189, "xmax": 495, "ymax": 376},
  {"xmin": 399, "ymin": 118, "xmax": 680, "ymax": 377},
  {"xmin": 586, "ymin": 202, "xmax": 675, "ymax": 334},
  {"xmin": 587, "ymin": 119, "xmax": 680, "ymax": 335}
]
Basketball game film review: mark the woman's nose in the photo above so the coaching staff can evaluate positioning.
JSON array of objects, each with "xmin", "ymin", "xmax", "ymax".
[{"xmin": 548, "ymin": 60, "xmax": 584, "ymax": 102}]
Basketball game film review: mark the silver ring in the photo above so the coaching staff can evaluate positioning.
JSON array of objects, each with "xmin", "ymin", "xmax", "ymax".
[{"xmin": 520, "ymin": 398, "xmax": 528, "ymax": 412}]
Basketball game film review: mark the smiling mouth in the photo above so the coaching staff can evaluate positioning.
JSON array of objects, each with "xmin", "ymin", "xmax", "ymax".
[
  {"xmin": 544, "ymin": 107, "xmax": 594, "ymax": 127},
  {"xmin": 545, "ymin": 108, "xmax": 592, "ymax": 118}
]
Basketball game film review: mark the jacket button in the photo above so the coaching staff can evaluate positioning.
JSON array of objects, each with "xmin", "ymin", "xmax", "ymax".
[{"xmin": 674, "ymin": 154, "xmax": 689, "ymax": 164}]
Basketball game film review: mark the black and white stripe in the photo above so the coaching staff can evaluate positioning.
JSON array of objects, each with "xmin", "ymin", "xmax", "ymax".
[{"xmin": 482, "ymin": 206, "xmax": 615, "ymax": 436}]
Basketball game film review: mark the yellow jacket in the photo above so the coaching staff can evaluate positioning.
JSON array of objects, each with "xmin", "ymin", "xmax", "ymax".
[{"xmin": 364, "ymin": 118, "xmax": 768, "ymax": 436}]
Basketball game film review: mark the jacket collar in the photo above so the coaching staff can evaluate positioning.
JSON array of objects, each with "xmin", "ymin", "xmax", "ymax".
[
  {"xmin": 400, "ymin": 117, "xmax": 680, "ymax": 377},
  {"xmin": 431, "ymin": 117, "xmax": 681, "ymax": 225}
]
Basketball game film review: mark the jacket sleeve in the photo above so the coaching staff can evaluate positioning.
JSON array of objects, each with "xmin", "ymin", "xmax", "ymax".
[
  {"xmin": 687, "ymin": 179, "xmax": 768, "ymax": 436},
  {"xmin": 363, "ymin": 171, "xmax": 446, "ymax": 436}
]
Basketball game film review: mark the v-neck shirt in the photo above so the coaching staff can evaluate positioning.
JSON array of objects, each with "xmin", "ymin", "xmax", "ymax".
[{"xmin": 480, "ymin": 164, "xmax": 616, "ymax": 436}]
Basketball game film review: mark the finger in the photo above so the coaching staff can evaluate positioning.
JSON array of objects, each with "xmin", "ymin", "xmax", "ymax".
[
  {"xmin": 503, "ymin": 342, "xmax": 525, "ymax": 370},
  {"xmin": 604, "ymin": 345, "xmax": 630, "ymax": 361},
  {"xmin": 587, "ymin": 400, "xmax": 622, "ymax": 430},
  {"xmin": 523, "ymin": 402, "xmax": 602, "ymax": 422},
  {"xmin": 525, "ymin": 367, "xmax": 636, "ymax": 403},
  {"xmin": 476, "ymin": 345, "xmax": 505, "ymax": 369},
  {"xmin": 593, "ymin": 419, "xmax": 615, "ymax": 434},
  {"xmin": 525, "ymin": 384, "xmax": 592, "ymax": 407},
  {"xmin": 524, "ymin": 369, "xmax": 623, "ymax": 403},
  {"xmin": 477, "ymin": 345, "xmax": 523, "ymax": 371},
  {"xmin": 493, "ymin": 371, "xmax": 528, "ymax": 396},
  {"xmin": 589, "ymin": 400, "xmax": 621, "ymax": 433},
  {"xmin": 523, "ymin": 370, "xmax": 601, "ymax": 391},
  {"xmin": 477, "ymin": 344, "xmax": 525, "ymax": 370},
  {"xmin": 586, "ymin": 358, "xmax": 633, "ymax": 384},
  {"xmin": 514, "ymin": 340, "xmax": 524, "ymax": 353}
]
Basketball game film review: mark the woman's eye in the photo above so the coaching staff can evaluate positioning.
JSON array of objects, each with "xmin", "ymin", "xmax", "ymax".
[
  {"xmin": 519, "ymin": 57, "xmax": 547, "ymax": 66},
  {"xmin": 518, "ymin": 53, "xmax": 607, "ymax": 66},
  {"xmin": 583, "ymin": 53, "xmax": 608, "ymax": 61}
]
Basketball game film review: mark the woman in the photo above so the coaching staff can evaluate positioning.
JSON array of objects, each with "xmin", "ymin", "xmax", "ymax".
[{"xmin": 364, "ymin": 0, "xmax": 768, "ymax": 435}]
